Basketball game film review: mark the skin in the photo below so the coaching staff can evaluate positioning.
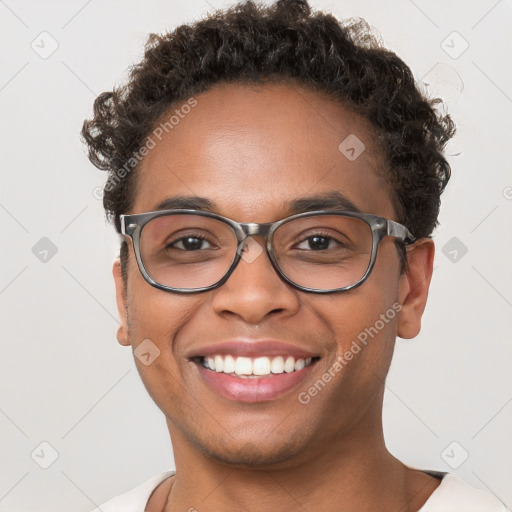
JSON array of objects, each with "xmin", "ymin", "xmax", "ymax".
[{"xmin": 112, "ymin": 81, "xmax": 439, "ymax": 511}]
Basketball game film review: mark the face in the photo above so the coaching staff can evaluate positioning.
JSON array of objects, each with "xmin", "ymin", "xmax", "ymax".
[{"xmin": 113, "ymin": 81, "xmax": 433, "ymax": 468}]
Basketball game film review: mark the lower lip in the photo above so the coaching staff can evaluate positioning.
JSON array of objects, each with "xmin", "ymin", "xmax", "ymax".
[{"xmin": 195, "ymin": 361, "xmax": 317, "ymax": 402}]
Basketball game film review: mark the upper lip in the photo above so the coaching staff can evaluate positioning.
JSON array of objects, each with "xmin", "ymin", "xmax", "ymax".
[{"xmin": 187, "ymin": 340, "xmax": 318, "ymax": 360}]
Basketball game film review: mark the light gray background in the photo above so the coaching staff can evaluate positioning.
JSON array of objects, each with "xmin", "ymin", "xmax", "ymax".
[{"xmin": 1, "ymin": 0, "xmax": 511, "ymax": 510}]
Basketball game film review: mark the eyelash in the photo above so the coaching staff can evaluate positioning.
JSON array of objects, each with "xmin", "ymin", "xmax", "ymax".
[
  {"xmin": 292, "ymin": 230, "xmax": 347, "ymax": 249},
  {"xmin": 165, "ymin": 231, "xmax": 216, "ymax": 250}
]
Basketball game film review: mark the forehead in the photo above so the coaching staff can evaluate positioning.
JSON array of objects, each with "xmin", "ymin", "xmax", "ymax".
[{"xmin": 135, "ymin": 81, "xmax": 396, "ymax": 221}]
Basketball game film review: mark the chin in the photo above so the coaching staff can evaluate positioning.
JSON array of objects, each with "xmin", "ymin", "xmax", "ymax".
[{"xmin": 197, "ymin": 430, "xmax": 311, "ymax": 469}]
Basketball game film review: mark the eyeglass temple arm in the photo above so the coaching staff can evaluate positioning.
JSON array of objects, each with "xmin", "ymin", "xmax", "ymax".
[
  {"xmin": 386, "ymin": 220, "xmax": 416, "ymax": 244},
  {"xmin": 116, "ymin": 215, "xmax": 128, "ymax": 234}
]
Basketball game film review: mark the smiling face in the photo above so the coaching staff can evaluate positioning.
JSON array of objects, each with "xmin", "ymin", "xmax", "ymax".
[{"xmin": 113, "ymin": 81, "xmax": 433, "ymax": 469}]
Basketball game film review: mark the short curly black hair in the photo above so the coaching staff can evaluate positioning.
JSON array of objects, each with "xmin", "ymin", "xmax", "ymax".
[{"xmin": 82, "ymin": 0, "xmax": 455, "ymax": 279}]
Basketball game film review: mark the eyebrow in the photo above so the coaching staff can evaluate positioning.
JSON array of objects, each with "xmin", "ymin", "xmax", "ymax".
[
  {"xmin": 152, "ymin": 191, "xmax": 361, "ymax": 216},
  {"xmin": 284, "ymin": 191, "xmax": 361, "ymax": 214},
  {"xmin": 154, "ymin": 196, "xmax": 216, "ymax": 211}
]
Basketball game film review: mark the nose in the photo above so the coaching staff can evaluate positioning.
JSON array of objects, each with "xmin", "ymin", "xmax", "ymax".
[{"xmin": 210, "ymin": 237, "xmax": 300, "ymax": 324}]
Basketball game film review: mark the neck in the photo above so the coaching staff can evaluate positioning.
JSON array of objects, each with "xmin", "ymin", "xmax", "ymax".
[{"xmin": 161, "ymin": 394, "xmax": 439, "ymax": 512}]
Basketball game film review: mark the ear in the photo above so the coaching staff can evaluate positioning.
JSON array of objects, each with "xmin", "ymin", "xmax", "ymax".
[
  {"xmin": 397, "ymin": 239, "xmax": 435, "ymax": 339},
  {"xmin": 113, "ymin": 258, "xmax": 130, "ymax": 346}
]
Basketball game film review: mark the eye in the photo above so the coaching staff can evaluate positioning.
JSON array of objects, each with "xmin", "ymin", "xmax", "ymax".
[
  {"xmin": 295, "ymin": 235, "xmax": 342, "ymax": 251},
  {"xmin": 170, "ymin": 236, "xmax": 214, "ymax": 251}
]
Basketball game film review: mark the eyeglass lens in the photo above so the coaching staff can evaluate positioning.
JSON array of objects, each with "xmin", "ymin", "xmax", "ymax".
[{"xmin": 139, "ymin": 214, "xmax": 373, "ymax": 290}]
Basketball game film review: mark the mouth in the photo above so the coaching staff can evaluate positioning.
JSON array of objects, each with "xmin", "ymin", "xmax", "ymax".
[
  {"xmin": 191, "ymin": 354, "xmax": 321, "ymax": 402},
  {"xmin": 196, "ymin": 354, "xmax": 319, "ymax": 376}
]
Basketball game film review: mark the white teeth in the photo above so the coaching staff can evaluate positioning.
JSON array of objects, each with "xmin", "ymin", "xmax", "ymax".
[
  {"xmin": 284, "ymin": 356, "xmax": 296, "ymax": 373},
  {"xmin": 223, "ymin": 354, "xmax": 235, "ymax": 374},
  {"xmin": 270, "ymin": 356, "xmax": 285, "ymax": 374},
  {"xmin": 253, "ymin": 357, "xmax": 271, "ymax": 376},
  {"xmin": 234, "ymin": 356, "xmax": 253, "ymax": 376},
  {"xmin": 214, "ymin": 355, "xmax": 223, "ymax": 372},
  {"xmin": 202, "ymin": 354, "xmax": 316, "ymax": 376},
  {"xmin": 294, "ymin": 358, "xmax": 305, "ymax": 371}
]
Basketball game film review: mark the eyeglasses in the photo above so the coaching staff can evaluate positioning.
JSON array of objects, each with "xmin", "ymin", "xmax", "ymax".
[{"xmin": 118, "ymin": 209, "xmax": 415, "ymax": 294}]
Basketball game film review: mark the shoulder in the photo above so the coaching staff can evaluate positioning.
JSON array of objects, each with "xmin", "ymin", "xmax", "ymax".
[
  {"xmin": 420, "ymin": 473, "xmax": 509, "ymax": 512},
  {"xmin": 89, "ymin": 470, "xmax": 175, "ymax": 512}
]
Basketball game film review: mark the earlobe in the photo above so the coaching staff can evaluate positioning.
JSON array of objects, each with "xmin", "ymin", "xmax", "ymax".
[
  {"xmin": 396, "ymin": 239, "xmax": 435, "ymax": 340},
  {"xmin": 113, "ymin": 259, "xmax": 130, "ymax": 346}
]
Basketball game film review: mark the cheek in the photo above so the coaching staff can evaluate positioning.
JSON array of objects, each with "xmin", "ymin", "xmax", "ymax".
[
  {"xmin": 306, "ymin": 249, "xmax": 401, "ymax": 378},
  {"xmin": 292, "ymin": 289, "xmax": 399, "ymax": 435},
  {"xmin": 129, "ymin": 292, "xmax": 196, "ymax": 339},
  {"xmin": 312, "ymin": 289, "xmax": 397, "ymax": 355},
  {"xmin": 125, "ymin": 272, "xmax": 205, "ymax": 389},
  {"xmin": 126, "ymin": 258, "xmax": 204, "ymax": 339}
]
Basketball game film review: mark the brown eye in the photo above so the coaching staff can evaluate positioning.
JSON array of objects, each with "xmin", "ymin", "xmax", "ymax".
[
  {"xmin": 296, "ymin": 235, "xmax": 340, "ymax": 251},
  {"xmin": 170, "ymin": 237, "xmax": 214, "ymax": 251}
]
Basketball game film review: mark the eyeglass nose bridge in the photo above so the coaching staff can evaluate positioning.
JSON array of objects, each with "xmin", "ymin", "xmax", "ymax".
[
  {"xmin": 230, "ymin": 222, "xmax": 284, "ymax": 285},
  {"xmin": 238, "ymin": 222, "xmax": 274, "ymax": 238}
]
